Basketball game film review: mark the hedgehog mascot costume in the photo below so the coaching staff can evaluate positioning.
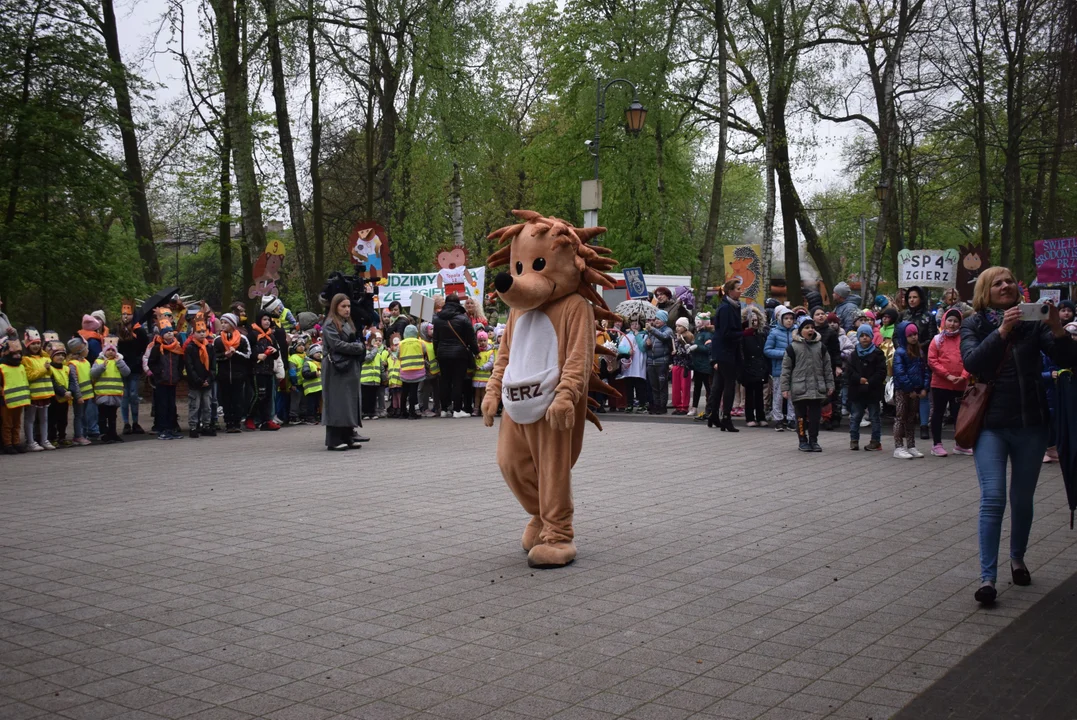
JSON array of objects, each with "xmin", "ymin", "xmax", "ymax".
[{"xmin": 481, "ymin": 210, "xmax": 621, "ymax": 568}]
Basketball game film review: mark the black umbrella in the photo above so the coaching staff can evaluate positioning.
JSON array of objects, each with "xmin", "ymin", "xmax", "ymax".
[
  {"xmin": 1055, "ymin": 369, "xmax": 1077, "ymax": 529},
  {"xmin": 134, "ymin": 286, "xmax": 181, "ymax": 327}
]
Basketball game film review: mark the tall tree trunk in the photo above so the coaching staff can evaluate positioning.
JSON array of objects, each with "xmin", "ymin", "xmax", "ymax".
[
  {"xmin": 210, "ymin": 0, "xmax": 266, "ymax": 311},
  {"xmin": 762, "ymin": 120, "xmax": 776, "ymax": 304},
  {"xmin": 308, "ymin": 0, "xmax": 325, "ymax": 293},
  {"xmin": 773, "ymin": 104, "xmax": 801, "ymax": 307},
  {"xmin": 1046, "ymin": 0, "xmax": 1075, "ymax": 237},
  {"xmin": 449, "ymin": 161, "xmax": 464, "ymax": 247},
  {"xmin": 219, "ymin": 123, "xmax": 233, "ymax": 309},
  {"xmin": 263, "ymin": 0, "xmax": 313, "ymax": 307},
  {"xmin": 100, "ymin": 0, "xmax": 161, "ymax": 285},
  {"xmin": 696, "ymin": 0, "xmax": 728, "ymax": 298}
]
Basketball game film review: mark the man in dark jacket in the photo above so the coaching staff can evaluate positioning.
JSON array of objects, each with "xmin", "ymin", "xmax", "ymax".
[
  {"xmin": 433, "ymin": 294, "xmax": 479, "ymax": 416},
  {"xmin": 708, "ymin": 279, "xmax": 744, "ymax": 431}
]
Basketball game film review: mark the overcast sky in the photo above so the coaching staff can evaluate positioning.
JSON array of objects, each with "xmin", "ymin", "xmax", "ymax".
[{"xmin": 116, "ymin": 0, "xmax": 858, "ymax": 232}]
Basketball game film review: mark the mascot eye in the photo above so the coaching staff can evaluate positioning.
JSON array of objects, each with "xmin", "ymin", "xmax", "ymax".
[
  {"xmin": 515, "ymin": 261, "xmax": 523, "ymax": 275},
  {"xmin": 532, "ymin": 258, "xmax": 546, "ymax": 271}
]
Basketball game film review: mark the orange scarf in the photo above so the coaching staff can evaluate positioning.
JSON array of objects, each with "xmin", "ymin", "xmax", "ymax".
[
  {"xmin": 219, "ymin": 330, "xmax": 241, "ymax": 351},
  {"xmin": 253, "ymin": 326, "xmax": 274, "ymax": 349},
  {"xmin": 78, "ymin": 329, "xmax": 103, "ymax": 343},
  {"xmin": 156, "ymin": 336, "xmax": 184, "ymax": 356},
  {"xmin": 190, "ymin": 337, "xmax": 210, "ymax": 369}
]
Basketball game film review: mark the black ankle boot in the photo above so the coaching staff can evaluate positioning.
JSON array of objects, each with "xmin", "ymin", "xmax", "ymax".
[{"xmin": 723, "ymin": 416, "xmax": 739, "ymax": 432}]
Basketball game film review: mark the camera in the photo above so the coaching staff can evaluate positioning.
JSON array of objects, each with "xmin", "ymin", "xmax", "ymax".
[
  {"xmin": 1017, "ymin": 302, "xmax": 1051, "ymax": 322},
  {"xmin": 321, "ymin": 266, "xmax": 379, "ymax": 330}
]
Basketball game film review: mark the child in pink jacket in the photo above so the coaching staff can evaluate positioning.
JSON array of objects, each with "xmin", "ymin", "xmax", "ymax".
[{"xmin": 928, "ymin": 308, "xmax": 970, "ymax": 456}]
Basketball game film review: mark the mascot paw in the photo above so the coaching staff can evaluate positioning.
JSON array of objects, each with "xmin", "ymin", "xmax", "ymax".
[
  {"xmin": 481, "ymin": 394, "xmax": 499, "ymax": 427},
  {"xmin": 521, "ymin": 517, "xmax": 543, "ymax": 552},
  {"xmin": 544, "ymin": 396, "xmax": 576, "ymax": 431},
  {"xmin": 527, "ymin": 540, "xmax": 577, "ymax": 569}
]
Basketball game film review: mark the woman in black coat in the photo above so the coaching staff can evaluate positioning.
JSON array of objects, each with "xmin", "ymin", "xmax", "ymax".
[
  {"xmin": 432, "ymin": 294, "xmax": 479, "ymax": 416},
  {"xmin": 708, "ymin": 280, "xmax": 744, "ymax": 431},
  {"xmin": 960, "ymin": 268, "xmax": 1077, "ymax": 605}
]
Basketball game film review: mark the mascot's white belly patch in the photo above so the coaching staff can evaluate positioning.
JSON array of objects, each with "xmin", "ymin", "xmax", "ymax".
[{"xmin": 502, "ymin": 310, "xmax": 560, "ymax": 424}]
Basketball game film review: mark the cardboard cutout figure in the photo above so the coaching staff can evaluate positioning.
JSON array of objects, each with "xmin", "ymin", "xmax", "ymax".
[
  {"xmin": 482, "ymin": 210, "xmax": 620, "ymax": 568},
  {"xmin": 957, "ymin": 244, "xmax": 990, "ymax": 302},
  {"xmin": 348, "ymin": 221, "xmax": 391, "ymax": 278},
  {"xmin": 435, "ymin": 246, "xmax": 477, "ymax": 297},
  {"xmin": 249, "ymin": 242, "xmax": 286, "ymax": 299}
]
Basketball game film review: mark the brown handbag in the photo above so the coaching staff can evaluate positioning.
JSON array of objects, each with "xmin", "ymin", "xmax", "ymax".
[{"xmin": 954, "ymin": 340, "xmax": 1012, "ymax": 448}]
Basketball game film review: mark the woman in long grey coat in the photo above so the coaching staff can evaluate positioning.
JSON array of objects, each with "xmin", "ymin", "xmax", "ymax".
[{"xmin": 321, "ymin": 293, "xmax": 368, "ymax": 450}]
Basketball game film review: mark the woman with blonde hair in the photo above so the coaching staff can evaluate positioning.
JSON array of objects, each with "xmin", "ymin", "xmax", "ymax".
[
  {"xmin": 960, "ymin": 267, "xmax": 1077, "ymax": 604},
  {"xmin": 321, "ymin": 293, "xmax": 370, "ymax": 450}
]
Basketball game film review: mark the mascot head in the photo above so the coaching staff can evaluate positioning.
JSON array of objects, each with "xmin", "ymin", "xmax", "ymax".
[{"xmin": 486, "ymin": 210, "xmax": 620, "ymax": 321}]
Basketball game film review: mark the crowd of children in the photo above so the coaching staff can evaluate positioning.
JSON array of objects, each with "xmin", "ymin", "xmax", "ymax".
[
  {"xmin": 592, "ymin": 285, "xmax": 1077, "ymax": 457},
  {"xmin": 0, "ymin": 293, "xmax": 509, "ymax": 452}
]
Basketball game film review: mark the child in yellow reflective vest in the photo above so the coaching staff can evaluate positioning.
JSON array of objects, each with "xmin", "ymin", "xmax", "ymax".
[
  {"xmin": 66, "ymin": 337, "xmax": 93, "ymax": 445},
  {"xmin": 287, "ymin": 336, "xmax": 307, "ymax": 425},
  {"xmin": 386, "ymin": 336, "xmax": 403, "ymax": 417},
  {"xmin": 418, "ymin": 322, "xmax": 439, "ymax": 417},
  {"xmin": 90, "ymin": 342, "xmax": 131, "ymax": 443},
  {"xmin": 21, "ymin": 328, "xmax": 53, "ymax": 451},
  {"xmin": 360, "ymin": 330, "xmax": 386, "ymax": 420},
  {"xmin": 472, "ymin": 330, "xmax": 496, "ymax": 418},
  {"xmin": 398, "ymin": 325, "xmax": 426, "ymax": 419},
  {"xmin": 1, "ymin": 338, "xmax": 29, "ymax": 454},
  {"xmin": 46, "ymin": 344, "xmax": 74, "ymax": 447},
  {"xmin": 301, "ymin": 343, "xmax": 322, "ymax": 424}
]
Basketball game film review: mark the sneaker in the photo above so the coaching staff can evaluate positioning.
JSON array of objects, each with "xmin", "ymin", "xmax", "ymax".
[
  {"xmin": 190, "ymin": 429, "xmax": 200, "ymax": 439},
  {"xmin": 122, "ymin": 423, "xmax": 132, "ymax": 435},
  {"xmin": 810, "ymin": 442, "xmax": 822, "ymax": 452},
  {"xmin": 864, "ymin": 440, "xmax": 882, "ymax": 451},
  {"xmin": 202, "ymin": 428, "xmax": 217, "ymax": 437},
  {"xmin": 158, "ymin": 432, "xmax": 170, "ymax": 441},
  {"xmin": 931, "ymin": 443, "xmax": 948, "ymax": 457},
  {"xmin": 860, "ymin": 418, "xmax": 870, "ymax": 427},
  {"xmin": 850, "ymin": 440, "xmax": 859, "ymax": 451},
  {"xmin": 328, "ymin": 443, "xmax": 349, "ymax": 451},
  {"xmin": 260, "ymin": 421, "xmax": 281, "ymax": 431},
  {"xmin": 774, "ymin": 423, "xmax": 785, "ymax": 432},
  {"xmin": 41, "ymin": 441, "xmax": 56, "ymax": 451},
  {"xmin": 893, "ymin": 447, "xmax": 914, "ymax": 459},
  {"xmin": 453, "ymin": 411, "xmax": 469, "ymax": 419},
  {"xmin": 57, "ymin": 439, "xmax": 73, "ymax": 447},
  {"xmin": 919, "ymin": 425, "xmax": 929, "ymax": 440},
  {"xmin": 798, "ymin": 441, "xmax": 812, "ymax": 452},
  {"xmin": 27, "ymin": 442, "xmax": 44, "ymax": 452},
  {"xmin": 907, "ymin": 447, "xmax": 925, "ymax": 458},
  {"xmin": 746, "ymin": 421, "xmax": 757, "ymax": 427},
  {"xmin": 131, "ymin": 424, "xmax": 146, "ymax": 435},
  {"xmin": 244, "ymin": 419, "xmax": 256, "ymax": 431},
  {"xmin": 226, "ymin": 426, "xmax": 242, "ymax": 434},
  {"xmin": 73, "ymin": 437, "xmax": 91, "ymax": 446},
  {"xmin": 1043, "ymin": 453, "xmax": 1054, "ymax": 464},
  {"xmin": 168, "ymin": 431, "xmax": 185, "ymax": 440},
  {"xmin": 952, "ymin": 445, "xmax": 973, "ymax": 456},
  {"xmin": 440, "ymin": 411, "xmax": 450, "ymax": 418}
]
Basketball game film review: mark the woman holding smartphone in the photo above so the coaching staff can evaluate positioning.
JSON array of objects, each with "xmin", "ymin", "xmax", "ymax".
[{"xmin": 960, "ymin": 267, "xmax": 1077, "ymax": 605}]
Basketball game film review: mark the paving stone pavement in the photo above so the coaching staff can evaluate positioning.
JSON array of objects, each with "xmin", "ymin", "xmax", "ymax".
[{"xmin": 1, "ymin": 417, "xmax": 1075, "ymax": 720}]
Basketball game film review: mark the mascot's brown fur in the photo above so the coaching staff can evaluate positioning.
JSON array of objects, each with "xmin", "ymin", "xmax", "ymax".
[{"xmin": 482, "ymin": 210, "xmax": 620, "ymax": 568}]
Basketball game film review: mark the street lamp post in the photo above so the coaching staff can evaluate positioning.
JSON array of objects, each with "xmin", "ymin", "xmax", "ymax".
[
  {"xmin": 859, "ymin": 215, "xmax": 878, "ymax": 307},
  {"xmin": 582, "ymin": 77, "xmax": 647, "ymax": 228}
]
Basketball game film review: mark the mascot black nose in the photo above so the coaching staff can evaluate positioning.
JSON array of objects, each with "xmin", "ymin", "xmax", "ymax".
[{"xmin": 495, "ymin": 271, "xmax": 513, "ymax": 293}]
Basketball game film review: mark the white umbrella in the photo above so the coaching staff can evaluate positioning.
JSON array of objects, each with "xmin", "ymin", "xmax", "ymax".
[{"xmin": 615, "ymin": 299, "xmax": 657, "ymax": 321}]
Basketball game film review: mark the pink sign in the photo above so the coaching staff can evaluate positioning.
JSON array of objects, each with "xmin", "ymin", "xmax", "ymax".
[{"xmin": 1034, "ymin": 237, "xmax": 1077, "ymax": 284}]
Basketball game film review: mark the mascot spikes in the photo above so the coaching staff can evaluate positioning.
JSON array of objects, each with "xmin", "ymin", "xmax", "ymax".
[{"xmin": 481, "ymin": 210, "xmax": 621, "ymax": 568}]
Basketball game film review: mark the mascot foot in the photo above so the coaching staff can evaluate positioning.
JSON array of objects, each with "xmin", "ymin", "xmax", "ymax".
[
  {"xmin": 527, "ymin": 541, "xmax": 577, "ymax": 569},
  {"xmin": 521, "ymin": 517, "xmax": 543, "ymax": 552}
]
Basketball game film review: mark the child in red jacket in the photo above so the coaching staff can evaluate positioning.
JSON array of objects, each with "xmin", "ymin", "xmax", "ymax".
[{"xmin": 927, "ymin": 308, "xmax": 971, "ymax": 456}]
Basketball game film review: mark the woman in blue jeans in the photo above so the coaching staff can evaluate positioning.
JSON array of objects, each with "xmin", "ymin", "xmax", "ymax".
[{"xmin": 960, "ymin": 267, "xmax": 1076, "ymax": 605}]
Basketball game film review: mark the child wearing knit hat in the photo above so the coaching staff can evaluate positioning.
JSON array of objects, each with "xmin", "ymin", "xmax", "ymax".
[{"xmin": 472, "ymin": 330, "xmax": 496, "ymax": 417}]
